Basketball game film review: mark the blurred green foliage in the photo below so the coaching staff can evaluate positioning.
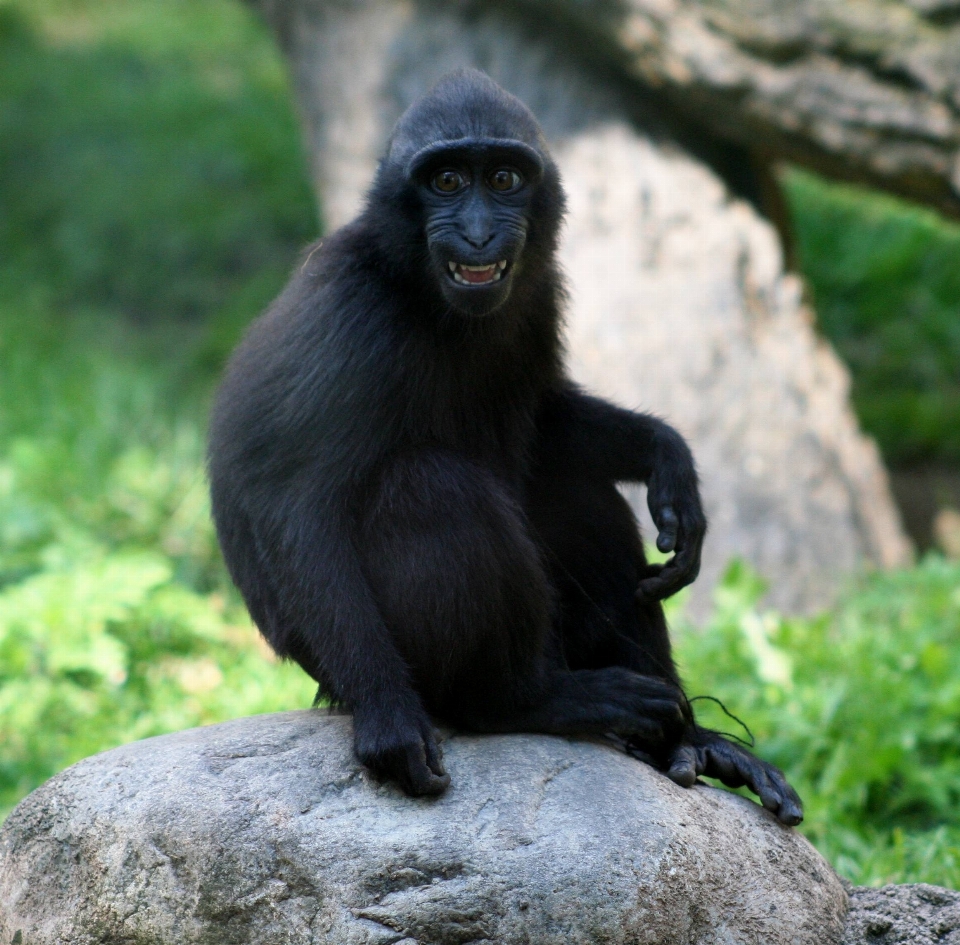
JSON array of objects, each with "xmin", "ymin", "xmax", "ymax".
[
  {"xmin": 2, "ymin": 0, "xmax": 960, "ymax": 894},
  {"xmin": 0, "ymin": 296, "xmax": 316, "ymax": 818},
  {"xmin": 0, "ymin": 0, "xmax": 318, "ymax": 358},
  {"xmin": 786, "ymin": 170, "xmax": 960, "ymax": 465},
  {"xmin": 674, "ymin": 559, "xmax": 960, "ymax": 887},
  {"xmin": 0, "ymin": 0, "xmax": 319, "ymax": 819}
]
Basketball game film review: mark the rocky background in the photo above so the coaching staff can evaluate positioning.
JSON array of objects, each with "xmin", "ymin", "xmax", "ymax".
[{"xmin": 245, "ymin": 0, "xmax": 960, "ymax": 614}]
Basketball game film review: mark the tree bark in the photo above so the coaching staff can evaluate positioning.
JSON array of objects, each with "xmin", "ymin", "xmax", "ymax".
[
  {"xmin": 254, "ymin": 0, "xmax": 960, "ymax": 218},
  {"xmin": 594, "ymin": 0, "xmax": 960, "ymax": 217},
  {"xmin": 246, "ymin": 0, "xmax": 916, "ymax": 615}
]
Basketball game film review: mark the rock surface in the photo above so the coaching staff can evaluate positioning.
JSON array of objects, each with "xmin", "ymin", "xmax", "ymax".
[
  {"xmin": 610, "ymin": 0, "xmax": 960, "ymax": 218},
  {"xmin": 843, "ymin": 884, "xmax": 960, "ymax": 945},
  {"xmin": 0, "ymin": 711, "xmax": 848, "ymax": 945},
  {"xmin": 254, "ymin": 0, "xmax": 960, "ymax": 218},
  {"xmin": 249, "ymin": 0, "xmax": 911, "ymax": 615}
]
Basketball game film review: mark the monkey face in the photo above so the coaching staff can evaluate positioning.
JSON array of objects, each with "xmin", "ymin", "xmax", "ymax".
[{"xmin": 407, "ymin": 138, "xmax": 544, "ymax": 316}]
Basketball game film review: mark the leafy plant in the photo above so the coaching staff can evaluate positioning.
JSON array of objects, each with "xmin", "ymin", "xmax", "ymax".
[
  {"xmin": 0, "ymin": 297, "xmax": 315, "ymax": 820},
  {"xmin": 674, "ymin": 557, "xmax": 960, "ymax": 887}
]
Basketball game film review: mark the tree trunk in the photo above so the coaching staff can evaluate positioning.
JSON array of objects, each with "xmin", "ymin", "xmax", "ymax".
[
  {"xmin": 255, "ymin": 0, "xmax": 960, "ymax": 219},
  {"xmin": 247, "ymin": 0, "xmax": 917, "ymax": 615},
  {"xmin": 587, "ymin": 0, "xmax": 960, "ymax": 217}
]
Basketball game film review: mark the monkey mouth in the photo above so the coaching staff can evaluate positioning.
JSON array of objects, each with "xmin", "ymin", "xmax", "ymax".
[{"xmin": 447, "ymin": 260, "xmax": 508, "ymax": 286}]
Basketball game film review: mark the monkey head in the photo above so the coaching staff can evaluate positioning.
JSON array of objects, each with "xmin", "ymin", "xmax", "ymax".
[{"xmin": 370, "ymin": 69, "xmax": 565, "ymax": 318}]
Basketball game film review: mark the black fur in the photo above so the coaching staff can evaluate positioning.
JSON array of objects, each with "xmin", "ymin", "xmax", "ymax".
[{"xmin": 208, "ymin": 70, "xmax": 802, "ymax": 824}]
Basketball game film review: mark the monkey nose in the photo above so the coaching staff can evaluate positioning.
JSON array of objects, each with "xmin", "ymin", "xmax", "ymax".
[{"xmin": 464, "ymin": 232, "xmax": 495, "ymax": 250}]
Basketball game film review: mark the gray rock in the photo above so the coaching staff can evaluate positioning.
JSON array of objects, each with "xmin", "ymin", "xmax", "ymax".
[
  {"xmin": 254, "ymin": 0, "xmax": 960, "ymax": 220},
  {"xmin": 0, "ymin": 711, "xmax": 847, "ymax": 945},
  {"xmin": 843, "ymin": 883, "xmax": 960, "ymax": 945}
]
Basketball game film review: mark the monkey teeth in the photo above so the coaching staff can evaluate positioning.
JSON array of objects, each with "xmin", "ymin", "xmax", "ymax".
[{"xmin": 448, "ymin": 260, "xmax": 508, "ymax": 285}]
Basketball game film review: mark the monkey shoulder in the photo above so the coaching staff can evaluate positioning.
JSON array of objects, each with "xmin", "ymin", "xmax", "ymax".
[{"xmin": 209, "ymin": 234, "xmax": 407, "ymax": 484}]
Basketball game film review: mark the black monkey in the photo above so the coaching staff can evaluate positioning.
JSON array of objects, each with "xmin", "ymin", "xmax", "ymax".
[{"xmin": 208, "ymin": 70, "xmax": 802, "ymax": 825}]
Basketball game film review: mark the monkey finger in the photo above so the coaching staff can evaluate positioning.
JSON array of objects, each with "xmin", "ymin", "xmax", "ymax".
[
  {"xmin": 402, "ymin": 743, "xmax": 451, "ymax": 796},
  {"xmin": 671, "ymin": 518, "xmax": 705, "ymax": 565},
  {"xmin": 635, "ymin": 564, "xmax": 669, "ymax": 602},
  {"xmin": 410, "ymin": 768, "xmax": 451, "ymax": 795},
  {"xmin": 636, "ymin": 558, "xmax": 693, "ymax": 601},
  {"xmin": 754, "ymin": 774, "xmax": 785, "ymax": 817},
  {"xmin": 776, "ymin": 789, "xmax": 804, "ymax": 827},
  {"xmin": 666, "ymin": 744, "xmax": 699, "ymax": 788},
  {"xmin": 655, "ymin": 506, "xmax": 679, "ymax": 553},
  {"xmin": 724, "ymin": 752, "xmax": 783, "ymax": 816},
  {"xmin": 765, "ymin": 769, "xmax": 804, "ymax": 826},
  {"xmin": 680, "ymin": 534, "xmax": 703, "ymax": 571},
  {"xmin": 422, "ymin": 732, "xmax": 448, "ymax": 779},
  {"xmin": 701, "ymin": 743, "xmax": 748, "ymax": 789},
  {"xmin": 623, "ymin": 742, "xmax": 659, "ymax": 767},
  {"xmin": 635, "ymin": 573, "xmax": 671, "ymax": 602},
  {"xmin": 635, "ymin": 564, "xmax": 675, "ymax": 601},
  {"xmin": 731, "ymin": 754, "xmax": 802, "ymax": 825},
  {"xmin": 639, "ymin": 697, "xmax": 687, "ymax": 725},
  {"xmin": 618, "ymin": 718, "xmax": 664, "ymax": 744},
  {"xmin": 663, "ymin": 545, "xmax": 701, "ymax": 589}
]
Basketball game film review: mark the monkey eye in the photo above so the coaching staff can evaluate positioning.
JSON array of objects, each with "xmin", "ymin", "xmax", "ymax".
[
  {"xmin": 488, "ymin": 169, "xmax": 522, "ymax": 193},
  {"xmin": 432, "ymin": 169, "xmax": 466, "ymax": 194}
]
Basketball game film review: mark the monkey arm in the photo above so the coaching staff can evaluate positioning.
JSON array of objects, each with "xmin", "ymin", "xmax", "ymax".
[
  {"xmin": 535, "ymin": 384, "xmax": 707, "ymax": 600},
  {"xmin": 251, "ymin": 491, "xmax": 450, "ymax": 795},
  {"xmin": 534, "ymin": 384, "xmax": 692, "ymax": 479}
]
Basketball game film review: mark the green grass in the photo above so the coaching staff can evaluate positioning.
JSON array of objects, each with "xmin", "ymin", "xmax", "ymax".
[
  {"xmin": 785, "ymin": 169, "xmax": 960, "ymax": 466},
  {"xmin": 0, "ymin": 295, "xmax": 317, "ymax": 818}
]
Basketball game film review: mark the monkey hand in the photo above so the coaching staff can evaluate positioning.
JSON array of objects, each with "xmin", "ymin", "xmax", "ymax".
[
  {"xmin": 637, "ymin": 466, "xmax": 706, "ymax": 602},
  {"xmin": 663, "ymin": 728, "xmax": 803, "ymax": 826},
  {"xmin": 353, "ymin": 703, "xmax": 450, "ymax": 796}
]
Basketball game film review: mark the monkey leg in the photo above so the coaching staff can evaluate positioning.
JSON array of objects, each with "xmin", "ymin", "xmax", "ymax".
[
  {"xmin": 357, "ymin": 447, "xmax": 554, "ymax": 711},
  {"xmin": 359, "ymin": 447, "xmax": 685, "ymax": 745},
  {"xmin": 526, "ymin": 471, "xmax": 680, "ymax": 682},
  {"xmin": 527, "ymin": 470, "xmax": 803, "ymax": 825}
]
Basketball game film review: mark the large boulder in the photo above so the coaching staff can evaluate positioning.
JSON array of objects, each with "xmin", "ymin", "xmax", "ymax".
[{"xmin": 0, "ymin": 711, "xmax": 847, "ymax": 945}]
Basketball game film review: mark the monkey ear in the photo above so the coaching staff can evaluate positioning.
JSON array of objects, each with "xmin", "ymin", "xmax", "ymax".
[{"xmin": 405, "ymin": 137, "xmax": 545, "ymax": 183}]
